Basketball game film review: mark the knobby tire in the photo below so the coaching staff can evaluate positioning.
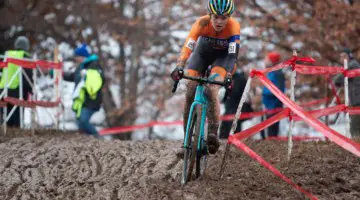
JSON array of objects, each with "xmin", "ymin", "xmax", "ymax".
[{"xmin": 182, "ymin": 107, "xmax": 197, "ymax": 184}]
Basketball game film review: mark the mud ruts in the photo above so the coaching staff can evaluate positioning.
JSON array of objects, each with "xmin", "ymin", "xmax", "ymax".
[{"xmin": 0, "ymin": 129, "xmax": 359, "ymax": 200}]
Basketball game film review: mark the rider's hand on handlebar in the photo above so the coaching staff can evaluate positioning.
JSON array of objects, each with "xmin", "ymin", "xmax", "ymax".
[
  {"xmin": 222, "ymin": 73, "xmax": 233, "ymax": 102},
  {"xmin": 171, "ymin": 67, "xmax": 184, "ymax": 81},
  {"xmin": 223, "ymin": 73, "xmax": 232, "ymax": 89}
]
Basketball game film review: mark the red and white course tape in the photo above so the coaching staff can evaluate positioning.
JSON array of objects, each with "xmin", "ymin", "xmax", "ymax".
[
  {"xmin": 0, "ymin": 98, "xmax": 61, "ymax": 108},
  {"xmin": 254, "ymin": 70, "xmax": 360, "ymax": 157},
  {"xmin": 0, "ymin": 58, "xmax": 62, "ymax": 69}
]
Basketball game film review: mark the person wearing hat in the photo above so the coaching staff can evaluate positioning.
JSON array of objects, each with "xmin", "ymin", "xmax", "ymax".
[
  {"xmin": 63, "ymin": 44, "xmax": 104, "ymax": 137},
  {"xmin": 261, "ymin": 52, "xmax": 285, "ymax": 138},
  {"xmin": 0, "ymin": 36, "xmax": 33, "ymax": 127},
  {"xmin": 334, "ymin": 48, "xmax": 360, "ymax": 137}
]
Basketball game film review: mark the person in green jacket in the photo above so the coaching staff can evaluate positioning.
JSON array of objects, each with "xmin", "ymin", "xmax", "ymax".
[
  {"xmin": 63, "ymin": 44, "xmax": 104, "ymax": 137},
  {"xmin": 0, "ymin": 36, "xmax": 33, "ymax": 127}
]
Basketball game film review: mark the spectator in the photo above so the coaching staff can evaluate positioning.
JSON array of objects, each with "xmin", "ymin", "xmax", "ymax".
[
  {"xmin": 63, "ymin": 44, "xmax": 104, "ymax": 137},
  {"xmin": 219, "ymin": 69, "xmax": 253, "ymax": 139},
  {"xmin": 261, "ymin": 52, "xmax": 285, "ymax": 139},
  {"xmin": 334, "ymin": 48, "xmax": 360, "ymax": 137},
  {"xmin": 0, "ymin": 36, "xmax": 33, "ymax": 127}
]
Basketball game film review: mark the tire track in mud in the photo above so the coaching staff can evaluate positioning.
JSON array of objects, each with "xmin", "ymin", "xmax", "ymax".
[
  {"xmin": 6, "ymin": 183, "xmax": 21, "ymax": 200},
  {"xmin": 0, "ymin": 130, "xmax": 359, "ymax": 200}
]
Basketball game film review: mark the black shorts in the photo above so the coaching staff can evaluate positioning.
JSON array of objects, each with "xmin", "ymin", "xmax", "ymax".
[{"xmin": 187, "ymin": 37, "xmax": 237, "ymax": 77}]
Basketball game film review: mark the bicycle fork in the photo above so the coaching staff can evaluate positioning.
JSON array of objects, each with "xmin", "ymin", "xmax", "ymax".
[{"xmin": 198, "ymin": 104, "xmax": 208, "ymax": 155}]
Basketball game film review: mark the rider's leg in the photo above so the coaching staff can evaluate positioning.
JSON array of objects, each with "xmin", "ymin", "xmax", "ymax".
[
  {"xmin": 206, "ymin": 83, "xmax": 221, "ymax": 135},
  {"xmin": 183, "ymin": 80, "xmax": 198, "ymax": 134},
  {"xmin": 206, "ymin": 45, "xmax": 238, "ymax": 153},
  {"xmin": 182, "ymin": 38, "xmax": 212, "ymax": 137},
  {"xmin": 206, "ymin": 66, "xmax": 227, "ymax": 154}
]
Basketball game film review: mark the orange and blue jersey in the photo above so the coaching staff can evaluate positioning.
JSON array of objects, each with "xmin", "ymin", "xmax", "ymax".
[{"xmin": 178, "ymin": 15, "xmax": 241, "ymax": 65}]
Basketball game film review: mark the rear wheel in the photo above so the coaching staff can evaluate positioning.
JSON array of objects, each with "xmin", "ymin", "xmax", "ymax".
[{"xmin": 181, "ymin": 107, "xmax": 197, "ymax": 185}]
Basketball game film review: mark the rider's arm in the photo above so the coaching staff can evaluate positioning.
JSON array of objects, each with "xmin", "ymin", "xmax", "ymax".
[
  {"xmin": 227, "ymin": 20, "xmax": 241, "ymax": 68},
  {"xmin": 176, "ymin": 20, "xmax": 203, "ymax": 68}
]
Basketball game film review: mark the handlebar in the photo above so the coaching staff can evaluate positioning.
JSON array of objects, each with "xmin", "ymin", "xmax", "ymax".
[
  {"xmin": 182, "ymin": 74, "xmax": 230, "ymax": 86},
  {"xmin": 172, "ymin": 70, "xmax": 233, "ymax": 101}
]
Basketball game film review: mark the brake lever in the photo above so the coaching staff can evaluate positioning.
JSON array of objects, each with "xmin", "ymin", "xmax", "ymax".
[
  {"xmin": 172, "ymin": 81, "xmax": 179, "ymax": 93},
  {"xmin": 222, "ymin": 84, "xmax": 232, "ymax": 102},
  {"xmin": 222, "ymin": 74, "xmax": 233, "ymax": 102},
  {"xmin": 171, "ymin": 68, "xmax": 184, "ymax": 93}
]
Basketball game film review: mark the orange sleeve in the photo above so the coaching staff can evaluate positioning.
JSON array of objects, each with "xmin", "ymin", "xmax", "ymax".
[
  {"xmin": 227, "ymin": 19, "xmax": 241, "ymax": 55},
  {"xmin": 177, "ymin": 20, "xmax": 203, "ymax": 67},
  {"xmin": 231, "ymin": 19, "xmax": 241, "ymax": 45},
  {"xmin": 236, "ymin": 23, "xmax": 241, "ymax": 44}
]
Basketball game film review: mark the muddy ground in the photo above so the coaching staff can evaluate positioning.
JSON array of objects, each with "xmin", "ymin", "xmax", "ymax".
[{"xmin": 0, "ymin": 129, "xmax": 359, "ymax": 200}]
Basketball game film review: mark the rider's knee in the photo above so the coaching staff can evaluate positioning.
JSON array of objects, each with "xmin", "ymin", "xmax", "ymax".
[
  {"xmin": 184, "ymin": 81, "xmax": 196, "ymax": 102},
  {"xmin": 210, "ymin": 66, "xmax": 227, "ymax": 80},
  {"xmin": 207, "ymin": 74, "xmax": 222, "ymax": 96},
  {"xmin": 207, "ymin": 85, "xmax": 220, "ymax": 96},
  {"xmin": 186, "ymin": 80, "xmax": 197, "ymax": 92},
  {"xmin": 207, "ymin": 68, "xmax": 226, "ymax": 97}
]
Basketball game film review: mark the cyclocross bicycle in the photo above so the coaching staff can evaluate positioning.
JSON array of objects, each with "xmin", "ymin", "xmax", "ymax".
[{"xmin": 172, "ymin": 69, "xmax": 232, "ymax": 185}]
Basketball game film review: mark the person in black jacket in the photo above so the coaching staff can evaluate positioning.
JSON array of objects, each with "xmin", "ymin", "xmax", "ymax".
[
  {"xmin": 63, "ymin": 44, "xmax": 104, "ymax": 137},
  {"xmin": 219, "ymin": 70, "xmax": 253, "ymax": 139},
  {"xmin": 334, "ymin": 48, "xmax": 360, "ymax": 137}
]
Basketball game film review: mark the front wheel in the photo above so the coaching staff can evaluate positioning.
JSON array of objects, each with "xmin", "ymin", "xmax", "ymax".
[
  {"xmin": 196, "ymin": 136, "xmax": 208, "ymax": 178},
  {"xmin": 181, "ymin": 106, "xmax": 198, "ymax": 185}
]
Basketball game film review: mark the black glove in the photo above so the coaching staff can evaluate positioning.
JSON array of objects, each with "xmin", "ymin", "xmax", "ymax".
[
  {"xmin": 171, "ymin": 67, "xmax": 184, "ymax": 81},
  {"xmin": 222, "ymin": 73, "xmax": 233, "ymax": 102}
]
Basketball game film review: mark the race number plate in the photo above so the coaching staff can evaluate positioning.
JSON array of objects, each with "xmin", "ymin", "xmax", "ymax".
[{"xmin": 229, "ymin": 42, "xmax": 236, "ymax": 54}]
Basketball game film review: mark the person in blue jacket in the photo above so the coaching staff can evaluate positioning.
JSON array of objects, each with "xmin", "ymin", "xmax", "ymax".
[
  {"xmin": 261, "ymin": 52, "xmax": 285, "ymax": 138},
  {"xmin": 63, "ymin": 44, "xmax": 104, "ymax": 137}
]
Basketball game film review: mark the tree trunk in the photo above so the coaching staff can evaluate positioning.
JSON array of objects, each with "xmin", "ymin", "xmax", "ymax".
[{"xmin": 106, "ymin": 0, "xmax": 144, "ymax": 140}]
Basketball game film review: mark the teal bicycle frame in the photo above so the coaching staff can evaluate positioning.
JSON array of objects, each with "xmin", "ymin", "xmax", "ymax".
[
  {"xmin": 184, "ymin": 84, "xmax": 208, "ymax": 153},
  {"xmin": 171, "ymin": 71, "xmax": 231, "ymax": 184}
]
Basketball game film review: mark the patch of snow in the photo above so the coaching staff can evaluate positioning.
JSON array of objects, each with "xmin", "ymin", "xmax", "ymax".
[
  {"xmin": 55, "ymin": 3, "xmax": 63, "ymax": 10},
  {"xmin": 58, "ymin": 42, "xmax": 74, "ymax": 60},
  {"xmin": 81, "ymin": 27, "xmax": 93, "ymax": 39},
  {"xmin": 242, "ymin": 27, "xmax": 256, "ymax": 36},
  {"xmin": 99, "ymin": 0, "xmax": 112, "ymax": 3},
  {"xmin": 16, "ymin": 26, "xmax": 23, "ymax": 32},
  {"xmin": 124, "ymin": 4, "xmax": 135, "ymax": 18},
  {"xmin": 40, "ymin": 37, "xmax": 57, "ymax": 51},
  {"xmin": 292, "ymin": 41, "xmax": 304, "ymax": 50},
  {"xmin": 171, "ymin": 30, "xmax": 188, "ymax": 39},
  {"xmin": 99, "ymin": 33, "xmax": 120, "ymax": 58},
  {"xmin": 109, "ymin": 84, "xmax": 121, "ymax": 108},
  {"xmin": 44, "ymin": 13, "xmax": 56, "ymax": 22},
  {"xmin": 65, "ymin": 15, "xmax": 76, "ymax": 25}
]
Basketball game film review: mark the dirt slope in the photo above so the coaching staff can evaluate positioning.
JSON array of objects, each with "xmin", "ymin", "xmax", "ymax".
[{"xmin": 0, "ymin": 129, "xmax": 359, "ymax": 200}]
